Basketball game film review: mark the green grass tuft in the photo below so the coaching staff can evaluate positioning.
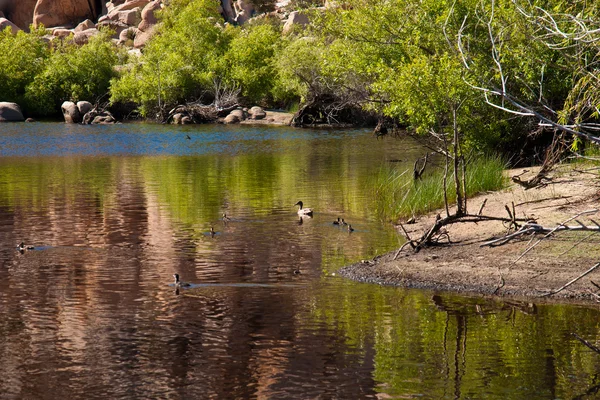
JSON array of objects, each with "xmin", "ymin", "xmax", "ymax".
[{"xmin": 373, "ymin": 155, "xmax": 507, "ymax": 222}]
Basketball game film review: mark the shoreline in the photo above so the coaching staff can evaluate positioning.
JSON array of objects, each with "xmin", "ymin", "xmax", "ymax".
[{"xmin": 340, "ymin": 165, "xmax": 600, "ymax": 305}]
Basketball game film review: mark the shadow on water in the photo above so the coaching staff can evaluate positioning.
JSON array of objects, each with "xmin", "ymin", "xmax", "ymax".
[{"xmin": 0, "ymin": 123, "xmax": 600, "ymax": 398}]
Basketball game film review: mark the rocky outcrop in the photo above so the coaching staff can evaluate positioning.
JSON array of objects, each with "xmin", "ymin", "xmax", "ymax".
[
  {"xmin": 0, "ymin": 17, "xmax": 21, "ymax": 34},
  {"xmin": 282, "ymin": 11, "xmax": 310, "ymax": 35},
  {"xmin": 0, "ymin": 0, "xmax": 38, "ymax": 31},
  {"xmin": 0, "ymin": 102, "xmax": 25, "ymax": 122},
  {"xmin": 61, "ymin": 101, "xmax": 81, "ymax": 123},
  {"xmin": 33, "ymin": 0, "xmax": 103, "ymax": 29},
  {"xmin": 77, "ymin": 100, "xmax": 93, "ymax": 116},
  {"xmin": 248, "ymin": 106, "xmax": 266, "ymax": 120}
]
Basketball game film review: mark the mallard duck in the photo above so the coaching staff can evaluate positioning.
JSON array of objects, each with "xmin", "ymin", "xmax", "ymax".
[
  {"xmin": 210, "ymin": 226, "xmax": 216, "ymax": 237},
  {"xmin": 16, "ymin": 242, "xmax": 34, "ymax": 251},
  {"xmin": 347, "ymin": 224, "xmax": 354, "ymax": 232},
  {"xmin": 295, "ymin": 201, "xmax": 313, "ymax": 216},
  {"xmin": 173, "ymin": 273, "xmax": 191, "ymax": 287},
  {"xmin": 341, "ymin": 218, "xmax": 347, "ymax": 226},
  {"xmin": 222, "ymin": 213, "xmax": 230, "ymax": 222},
  {"xmin": 333, "ymin": 217, "xmax": 341, "ymax": 225}
]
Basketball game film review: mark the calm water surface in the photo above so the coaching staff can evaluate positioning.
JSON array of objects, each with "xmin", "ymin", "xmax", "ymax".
[{"xmin": 1, "ymin": 122, "xmax": 600, "ymax": 399}]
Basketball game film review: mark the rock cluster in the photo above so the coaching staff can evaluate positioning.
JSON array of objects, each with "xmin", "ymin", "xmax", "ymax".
[
  {"xmin": 61, "ymin": 101, "xmax": 116, "ymax": 124},
  {"xmin": 0, "ymin": 0, "xmax": 163, "ymax": 48},
  {"xmin": 223, "ymin": 106, "xmax": 266, "ymax": 124},
  {"xmin": 0, "ymin": 0, "xmax": 315, "ymax": 46}
]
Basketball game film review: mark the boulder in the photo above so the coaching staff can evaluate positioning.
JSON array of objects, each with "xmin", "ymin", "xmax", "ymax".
[
  {"xmin": 133, "ymin": 24, "xmax": 154, "ymax": 48},
  {"xmin": 74, "ymin": 19, "xmax": 95, "ymax": 32},
  {"xmin": 118, "ymin": 26, "xmax": 136, "ymax": 43},
  {"xmin": 77, "ymin": 101, "xmax": 93, "ymax": 116},
  {"xmin": 223, "ymin": 113, "xmax": 240, "ymax": 124},
  {"xmin": 83, "ymin": 109, "xmax": 116, "ymax": 124},
  {"xmin": 52, "ymin": 28, "xmax": 72, "ymax": 38},
  {"xmin": 137, "ymin": 0, "xmax": 161, "ymax": 32},
  {"xmin": 0, "ymin": 17, "xmax": 21, "ymax": 34},
  {"xmin": 282, "ymin": 11, "xmax": 310, "ymax": 35},
  {"xmin": 97, "ymin": 19, "xmax": 128, "ymax": 38},
  {"xmin": 117, "ymin": 9, "xmax": 141, "ymax": 25},
  {"xmin": 0, "ymin": 0, "xmax": 38, "ymax": 31},
  {"xmin": 229, "ymin": 108, "xmax": 246, "ymax": 120},
  {"xmin": 248, "ymin": 106, "xmax": 266, "ymax": 120},
  {"xmin": 0, "ymin": 102, "xmax": 24, "ymax": 122},
  {"xmin": 73, "ymin": 28, "xmax": 99, "ymax": 45},
  {"xmin": 33, "ymin": 0, "xmax": 103, "ymax": 29},
  {"xmin": 108, "ymin": 0, "xmax": 150, "ymax": 18},
  {"xmin": 61, "ymin": 101, "xmax": 81, "ymax": 123}
]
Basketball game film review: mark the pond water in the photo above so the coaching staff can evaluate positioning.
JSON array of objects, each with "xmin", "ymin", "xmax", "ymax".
[{"xmin": 1, "ymin": 122, "xmax": 600, "ymax": 399}]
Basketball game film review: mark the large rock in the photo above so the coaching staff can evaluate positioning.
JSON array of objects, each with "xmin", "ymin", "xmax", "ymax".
[
  {"xmin": 74, "ymin": 19, "xmax": 95, "ymax": 32},
  {"xmin": 73, "ymin": 28, "xmax": 99, "ymax": 45},
  {"xmin": 282, "ymin": 11, "xmax": 310, "ymax": 35},
  {"xmin": 248, "ymin": 106, "xmax": 266, "ymax": 120},
  {"xmin": 133, "ymin": 24, "xmax": 154, "ymax": 48},
  {"xmin": 77, "ymin": 101, "xmax": 93, "ymax": 116},
  {"xmin": 0, "ymin": 0, "xmax": 38, "ymax": 31},
  {"xmin": 223, "ymin": 113, "xmax": 240, "ymax": 124},
  {"xmin": 33, "ymin": 0, "xmax": 103, "ymax": 29},
  {"xmin": 137, "ymin": 0, "xmax": 161, "ymax": 32},
  {"xmin": 0, "ymin": 102, "xmax": 24, "ymax": 122},
  {"xmin": 61, "ymin": 101, "xmax": 81, "ymax": 123},
  {"xmin": 0, "ymin": 17, "xmax": 21, "ymax": 34}
]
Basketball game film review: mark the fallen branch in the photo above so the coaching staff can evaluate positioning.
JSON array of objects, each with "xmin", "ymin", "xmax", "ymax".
[
  {"xmin": 572, "ymin": 332, "xmax": 600, "ymax": 354},
  {"xmin": 541, "ymin": 262, "xmax": 600, "ymax": 297},
  {"xmin": 514, "ymin": 209, "xmax": 599, "ymax": 262}
]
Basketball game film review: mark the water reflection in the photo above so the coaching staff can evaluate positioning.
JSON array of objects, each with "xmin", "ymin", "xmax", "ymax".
[{"xmin": 0, "ymin": 123, "xmax": 599, "ymax": 398}]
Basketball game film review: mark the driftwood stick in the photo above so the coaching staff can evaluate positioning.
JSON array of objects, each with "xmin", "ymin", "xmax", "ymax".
[
  {"xmin": 541, "ymin": 262, "xmax": 600, "ymax": 297},
  {"xmin": 558, "ymin": 231, "xmax": 598, "ymax": 257},
  {"xmin": 478, "ymin": 198, "xmax": 488, "ymax": 216},
  {"xmin": 572, "ymin": 332, "xmax": 600, "ymax": 354},
  {"xmin": 514, "ymin": 209, "xmax": 599, "ymax": 262},
  {"xmin": 591, "ymin": 280, "xmax": 600, "ymax": 291},
  {"xmin": 393, "ymin": 241, "xmax": 413, "ymax": 260},
  {"xmin": 481, "ymin": 226, "xmax": 539, "ymax": 247},
  {"xmin": 394, "ymin": 223, "xmax": 415, "ymax": 259},
  {"xmin": 515, "ymin": 195, "xmax": 572, "ymax": 207}
]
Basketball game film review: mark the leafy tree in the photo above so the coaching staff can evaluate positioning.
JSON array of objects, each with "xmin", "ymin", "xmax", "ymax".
[
  {"xmin": 26, "ymin": 29, "xmax": 121, "ymax": 115},
  {"xmin": 0, "ymin": 27, "xmax": 49, "ymax": 110},
  {"xmin": 110, "ymin": 0, "xmax": 232, "ymax": 118},
  {"xmin": 223, "ymin": 20, "xmax": 281, "ymax": 104}
]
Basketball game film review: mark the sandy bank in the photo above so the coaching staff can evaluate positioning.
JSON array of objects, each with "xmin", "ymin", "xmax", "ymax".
[{"xmin": 340, "ymin": 165, "xmax": 600, "ymax": 304}]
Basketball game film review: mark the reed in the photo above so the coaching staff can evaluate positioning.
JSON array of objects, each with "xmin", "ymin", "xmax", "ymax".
[{"xmin": 373, "ymin": 155, "xmax": 507, "ymax": 221}]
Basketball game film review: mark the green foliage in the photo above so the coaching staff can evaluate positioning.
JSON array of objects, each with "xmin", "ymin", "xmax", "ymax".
[
  {"xmin": 110, "ymin": 0, "xmax": 231, "ymax": 116},
  {"xmin": 0, "ymin": 27, "xmax": 49, "ymax": 109},
  {"xmin": 26, "ymin": 29, "xmax": 121, "ymax": 115},
  {"xmin": 373, "ymin": 155, "xmax": 506, "ymax": 221},
  {"xmin": 223, "ymin": 21, "xmax": 281, "ymax": 104}
]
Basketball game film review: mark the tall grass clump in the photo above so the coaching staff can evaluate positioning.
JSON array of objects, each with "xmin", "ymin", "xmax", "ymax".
[{"xmin": 373, "ymin": 155, "xmax": 507, "ymax": 222}]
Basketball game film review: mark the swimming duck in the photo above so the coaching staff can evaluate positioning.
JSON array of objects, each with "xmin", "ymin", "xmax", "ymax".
[
  {"xmin": 210, "ymin": 226, "xmax": 216, "ymax": 237},
  {"xmin": 222, "ymin": 213, "xmax": 230, "ymax": 222},
  {"xmin": 173, "ymin": 273, "xmax": 191, "ymax": 287},
  {"xmin": 333, "ymin": 217, "xmax": 341, "ymax": 225},
  {"xmin": 16, "ymin": 242, "xmax": 34, "ymax": 251},
  {"xmin": 347, "ymin": 224, "xmax": 354, "ymax": 232},
  {"xmin": 295, "ymin": 201, "xmax": 313, "ymax": 216},
  {"xmin": 341, "ymin": 218, "xmax": 347, "ymax": 226}
]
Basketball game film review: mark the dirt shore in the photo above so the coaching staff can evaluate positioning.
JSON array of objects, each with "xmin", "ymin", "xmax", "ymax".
[{"xmin": 340, "ymin": 165, "xmax": 600, "ymax": 304}]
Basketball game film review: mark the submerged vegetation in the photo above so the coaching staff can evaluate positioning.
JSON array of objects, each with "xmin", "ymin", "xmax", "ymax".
[{"xmin": 373, "ymin": 155, "xmax": 507, "ymax": 222}]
